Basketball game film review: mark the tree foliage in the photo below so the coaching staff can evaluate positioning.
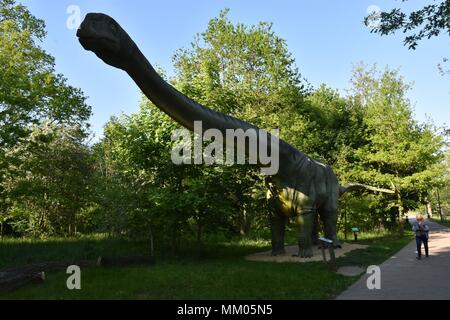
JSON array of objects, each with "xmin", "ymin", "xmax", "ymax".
[
  {"xmin": 0, "ymin": 0, "xmax": 91, "ymax": 236},
  {"xmin": 89, "ymin": 12, "xmax": 447, "ymax": 243},
  {"xmin": 3, "ymin": 124, "xmax": 92, "ymax": 236},
  {"xmin": 365, "ymin": 0, "xmax": 450, "ymax": 50},
  {"xmin": 1, "ymin": 4, "xmax": 447, "ymax": 243},
  {"xmin": 342, "ymin": 64, "xmax": 447, "ymax": 229},
  {"xmin": 0, "ymin": 0, "xmax": 91, "ymax": 147}
]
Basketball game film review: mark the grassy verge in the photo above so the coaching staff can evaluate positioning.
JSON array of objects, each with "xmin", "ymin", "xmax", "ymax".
[
  {"xmin": 430, "ymin": 218, "xmax": 450, "ymax": 228},
  {"xmin": 336, "ymin": 231, "xmax": 414, "ymax": 267},
  {"xmin": 0, "ymin": 231, "xmax": 413, "ymax": 300}
]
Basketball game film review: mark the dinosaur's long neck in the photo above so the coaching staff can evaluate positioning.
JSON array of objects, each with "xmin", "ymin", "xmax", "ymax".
[
  {"xmin": 123, "ymin": 40, "xmax": 308, "ymax": 177},
  {"xmin": 125, "ymin": 43, "xmax": 253, "ymax": 133}
]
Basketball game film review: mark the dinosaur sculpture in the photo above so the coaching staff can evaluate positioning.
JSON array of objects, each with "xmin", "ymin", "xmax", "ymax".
[{"xmin": 77, "ymin": 13, "xmax": 394, "ymax": 258}]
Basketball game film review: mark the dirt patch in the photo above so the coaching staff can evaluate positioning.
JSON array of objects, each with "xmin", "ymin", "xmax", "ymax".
[{"xmin": 245, "ymin": 243, "xmax": 368, "ymax": 263}]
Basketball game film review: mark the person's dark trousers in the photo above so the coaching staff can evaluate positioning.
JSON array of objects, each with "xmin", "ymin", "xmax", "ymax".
[{"xmin": 416, "ymin": 235, "xmax": 429, "ymax": 259}]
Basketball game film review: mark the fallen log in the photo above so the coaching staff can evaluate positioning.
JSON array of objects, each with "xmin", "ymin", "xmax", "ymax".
[
  {"xmin": 0, "ymin": 255, "xmax": 155, "ymax": 293},
  {"xmin": 0, "ymin": 271, "xmax": 45, "ymax": 293},
  {"xmin": 1, "ymin": 260, "xmax": 96, "ymax": 275},
  {"xmin": 0, "ymin": 260, "xmax": 95, "ymax": 293}
]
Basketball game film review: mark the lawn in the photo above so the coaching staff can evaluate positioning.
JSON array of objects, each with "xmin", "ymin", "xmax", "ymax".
[
  {"xmin": 0, "ymin": 231, "xmax": 413, "ymax": 300},
  {"xmin": 430, "ymin": 218, "xmax": 450, "ymax": 228}
]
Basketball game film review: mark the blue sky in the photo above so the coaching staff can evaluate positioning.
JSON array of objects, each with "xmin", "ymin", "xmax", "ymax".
[{"xmin": 21, "ymin": 0, "xmax": 449, "ymax": 140}]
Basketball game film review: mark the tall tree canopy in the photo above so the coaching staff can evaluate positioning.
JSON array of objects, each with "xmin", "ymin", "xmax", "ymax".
[
  {"xmin": 172, "ymin": 9, "xmax": 311, "ymax": 148},
  {"xmin": 345, "ymin": 64, "xmax": 446, "ymax": 223},
  {"xmin": 95, "ymin": 11, "xmax": 447, "ymax": 242},
  {"xmin": 2, "ymin": 3, "xmax": 446, "ymax": 240},
  {"xmin": 95, "ymin": 9, "xmax": 313, "ymax": 244},
  {"xmin": 0, "ymin": 0, "xmax": 91, "ymax": 148},
  {"xmin": 0, "ymin": 0, "xmax": 92, "ymax": 236}
]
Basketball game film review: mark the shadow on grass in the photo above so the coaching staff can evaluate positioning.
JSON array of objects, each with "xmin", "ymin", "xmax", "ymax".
[
  {"xmin": 0, "ymin": 237, "xmax": 150, "ymax": 270},
  {"xmin": 0, "ymin": 235, "xmax": 273, "ymax": 270},
  {"xmin": 0, "ymin": 230, "xmax": 413, "ymax": 268}
]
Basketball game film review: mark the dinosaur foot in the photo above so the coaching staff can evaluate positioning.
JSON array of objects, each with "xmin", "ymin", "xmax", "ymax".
[
  {"xmin": 333, "ymin": 239, "xmax": 342, "ymax": 249},
  {"xmin": 271, "ymin": 249, "xmax": 286, "ymax": 256},
  {"xmin": 292, "ymin": 247, "xmax": 313, "ymax": 258}
]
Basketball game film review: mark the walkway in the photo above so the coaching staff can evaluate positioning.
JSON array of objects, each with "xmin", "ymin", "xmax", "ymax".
[{"xmin": 337, "ymin": 220, "xmax": 450, "ymax": 300}]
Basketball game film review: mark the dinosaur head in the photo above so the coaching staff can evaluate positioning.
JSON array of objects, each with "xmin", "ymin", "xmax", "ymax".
[{"xmin": 77, "ymin": 13, "xmax": 133, "ymax": 70}]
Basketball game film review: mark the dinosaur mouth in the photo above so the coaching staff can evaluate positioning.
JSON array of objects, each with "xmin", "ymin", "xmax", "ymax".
[
  {"xmin": 77, "ymin": 36, "xmax": 95, "ymax": 50},
  {"xmin": 78, "ymin": 38, "xmax": 104, "ymax": 54},
  {"xmin": 77, "ymin": 34, "xmax": 118, "ymax": 55},
  {"xmin": 77, "ymin": 27, "xmax": 96, "ymax": 51}
]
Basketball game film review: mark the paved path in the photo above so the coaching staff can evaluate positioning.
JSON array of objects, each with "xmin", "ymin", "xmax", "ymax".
[{"xmin": 337, "ymin": 220, "xmax": 450, "ymax": 300}]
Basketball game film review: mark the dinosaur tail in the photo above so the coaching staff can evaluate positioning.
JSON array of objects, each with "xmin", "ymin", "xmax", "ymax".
[{"xmin": 339, "ymin": 183, "xmax": 395, "ymax": 197}]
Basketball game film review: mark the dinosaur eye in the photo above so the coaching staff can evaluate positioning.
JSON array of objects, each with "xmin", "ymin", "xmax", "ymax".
[{"xmin": 110, "ymin": 24, "xmax": 117, "ymax": 32}]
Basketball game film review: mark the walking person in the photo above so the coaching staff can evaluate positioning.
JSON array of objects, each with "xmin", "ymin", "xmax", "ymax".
[{"xmin": 412, "ymin": 214, "xmax": 429, "ymax": 260}]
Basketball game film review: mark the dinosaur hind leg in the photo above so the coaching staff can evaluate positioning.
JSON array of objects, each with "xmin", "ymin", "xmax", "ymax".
[
  {"xmin": 295, "ymin": 210, "xmax": 315, "ymax": 258},
  {"xmin": 270, "ymin": 213, "xmax": 287, "ymax": 256}
]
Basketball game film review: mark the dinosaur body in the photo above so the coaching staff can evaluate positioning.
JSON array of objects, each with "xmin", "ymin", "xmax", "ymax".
[{"xmin": 77, "ymin": 13, "xmax": 393, "ymax": 258}]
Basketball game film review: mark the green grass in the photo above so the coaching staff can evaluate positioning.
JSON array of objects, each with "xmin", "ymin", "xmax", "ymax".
[
  {"xmin": 430, "ymin": 218, "xmax": 450, "ymax": 228},
  {"xmin": 0, "ymin": 231, "xmax": 413, "ymax": 300},
  {"xmin": 336, "ymin": 231, "xmax": 414, "ymax": 267},
  {"xmin": 0, "ymin": 235, "xmax": 150, "ymax": 270}
]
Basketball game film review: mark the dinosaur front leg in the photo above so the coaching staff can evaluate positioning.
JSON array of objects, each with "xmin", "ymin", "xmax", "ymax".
[
  {"xmin": 294, "ymin": 211, "xmax": 314, "ymax": 258},
  {"xmin": 320, "ymin": 206, "xmax": 342, "ymax": 249},
  {"xmin": 270, "ymin": 213, "xmax": 287, "ymax": 256}
]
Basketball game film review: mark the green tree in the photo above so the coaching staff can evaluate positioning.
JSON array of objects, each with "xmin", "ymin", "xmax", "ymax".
[
  {"xmin": 93, "ymin": 10, "xmax": 313, "ymax": 246},
  {"xmin": 172, "ymin": 9, "xmax": 311, "ymax": 148},
  {"xmin": 347, "ymin": 64, "xmax": 447, "ymax": 232},
  {"xmin": 3, "ymin": 124, "xmax": 92, "ymax": 236},
  {"xmin": 426, "ymin": 150, "xmax": 450, "ymax": 220},
  {"xmin": 96, "ymin": 98, "xmax": 253, "ymax": 249},
  {"xmin": 304, "ymin": 84, "xmax": 367, "ymax": 165},
  {"xmin": 170, "ymin": 9, "xmax": 311, "ymax": 236},
  {"xmin": 365, "ymin": 0, "xmax": 450, "ymax": 50},
  {"xmin": 365, "ymin": 1, "xmax": 450, "ymax": 75},
  {"xmin": 0, "ymin": 0, "xmax": 91, "ymax": 147},
  {"xmin": 0, "ymin": 0, "xmax": 91, "ymax": 236}
]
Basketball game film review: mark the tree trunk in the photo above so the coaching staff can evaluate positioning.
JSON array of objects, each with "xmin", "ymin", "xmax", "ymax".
[
  {"xmin": 344, "ymin": 208, "xmax": 348, "ymax": 241},
  {"xmin": 170, "ymin": 227, "xmax": 178, "ymax": 255},
  {"xmin": 436, "ymin": 189, "xmax": 443, "ymax": 223},
  {"xmin": 149, "ymin": 225, "xmax": 154, "ymax": 257},
  {"xmin": 397, "ymin": 204, "xmax": 405, "ymax": 236},
  {"xmin": 196, "ymin": 221, "xmax": 203, "ymax": 244},
  {"xmin": 239, "ymin": 209, "xmax": 252, "ymax": 236},
  {"xmin": 395, "ymin": 191, "xmax": 404, "ymax": 236}
]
